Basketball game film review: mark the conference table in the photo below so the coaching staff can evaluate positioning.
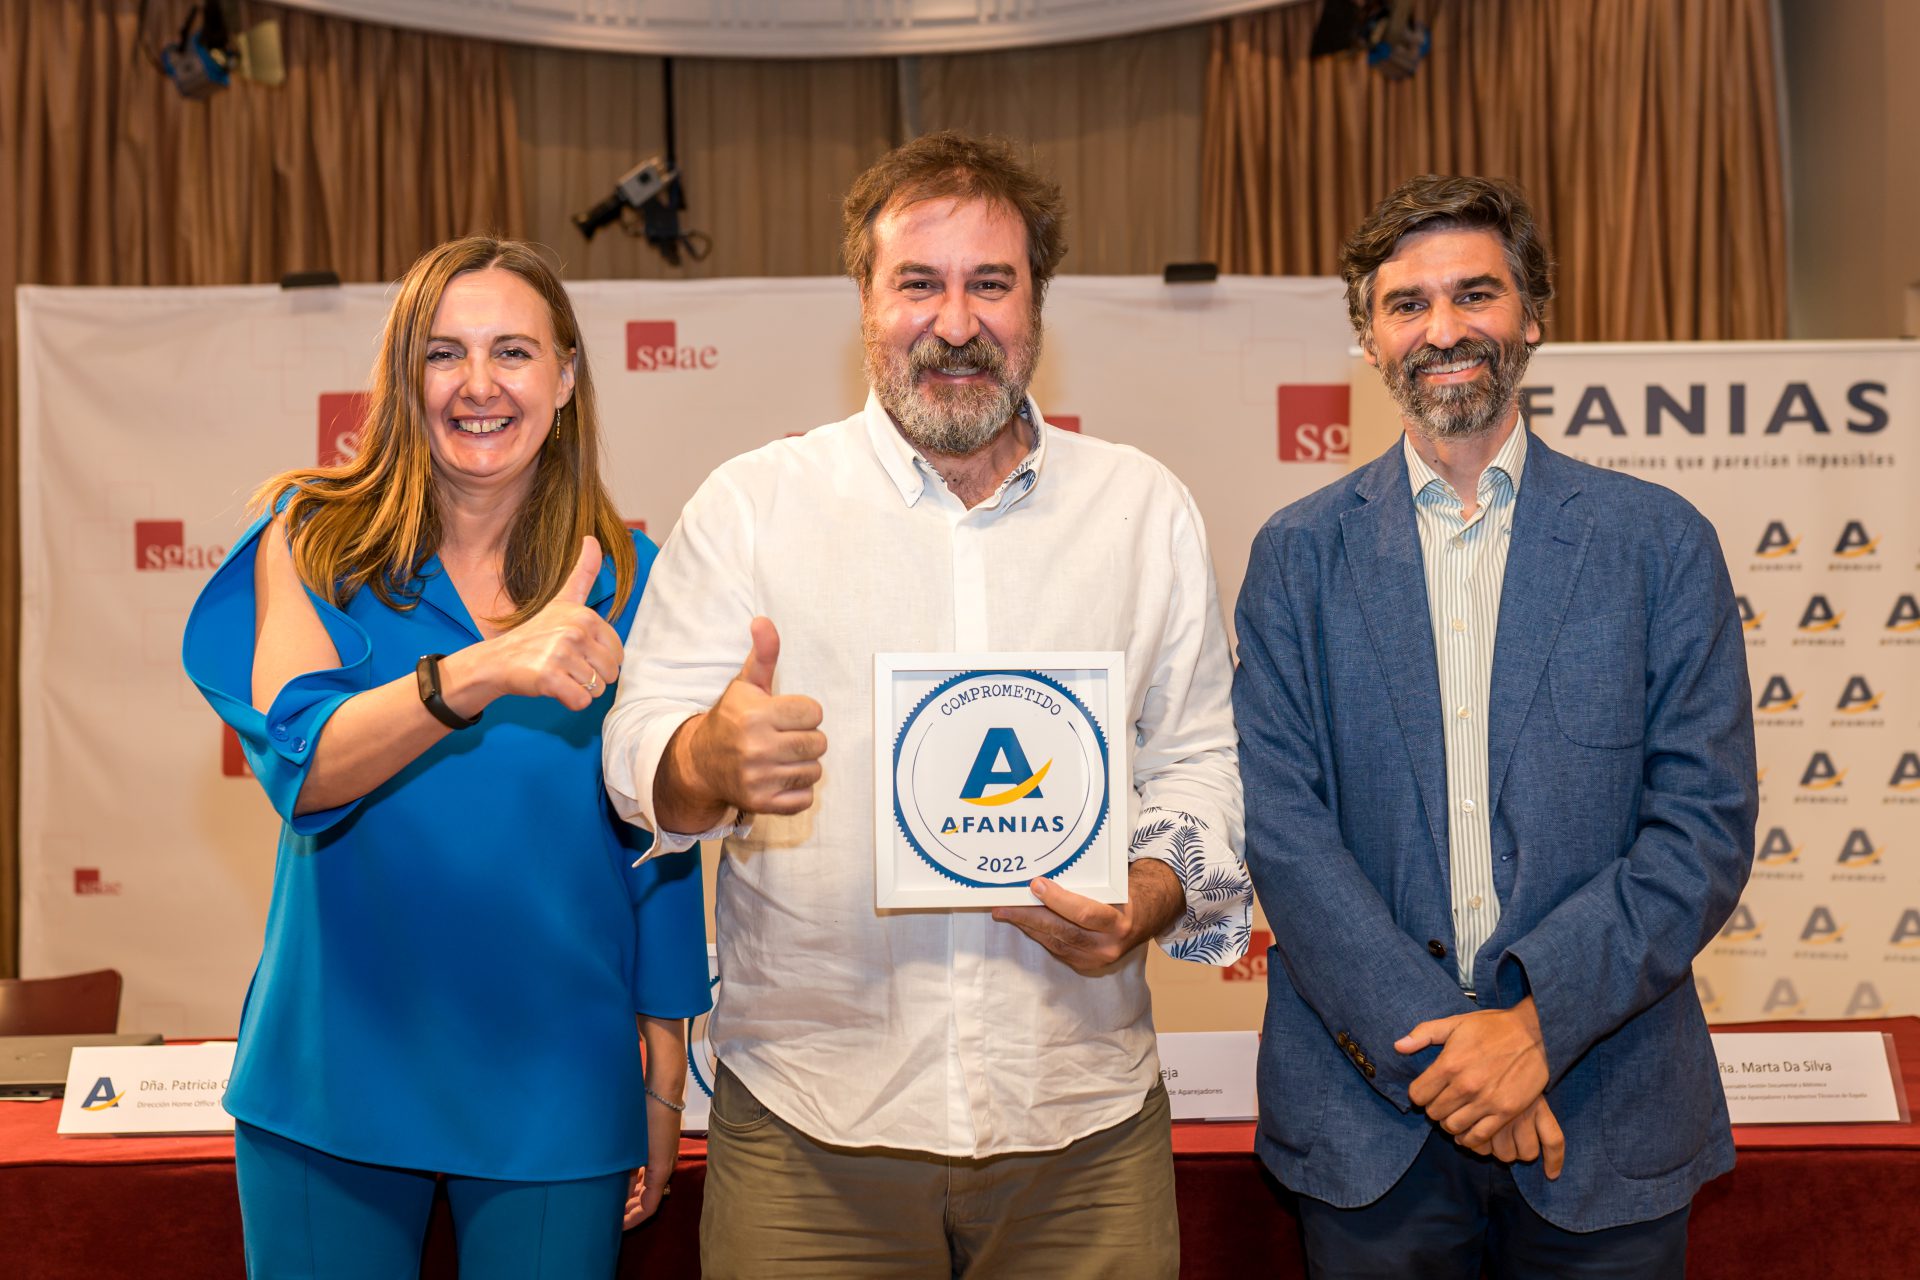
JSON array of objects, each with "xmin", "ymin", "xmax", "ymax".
[{"xmin": 4, "ymin": 1018, "xmax": 1914, "ymax": 1278}]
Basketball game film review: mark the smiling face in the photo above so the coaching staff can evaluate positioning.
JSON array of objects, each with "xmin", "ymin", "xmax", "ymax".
[
  {"xmin": 860, "ymin": 196, "xmax": 1041, "ymax": 456},
  {"xmin": 1363, "ymin": 226, "xmax": 1541, "ymax": 441},
  {"xmin": 421, "ymin": 267, "xmax": 575, "ymax": 504}
]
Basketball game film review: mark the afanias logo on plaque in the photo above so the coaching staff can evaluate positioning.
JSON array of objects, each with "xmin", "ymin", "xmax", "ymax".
[{"xmin": 892, "ymin": 671, "xmax": 1109, "ymax": 888}]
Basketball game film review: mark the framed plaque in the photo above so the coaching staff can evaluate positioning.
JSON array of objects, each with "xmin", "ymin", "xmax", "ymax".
[{"xmin": 874, "ymin": 652, "xmax": 1129, "ymax": 909}]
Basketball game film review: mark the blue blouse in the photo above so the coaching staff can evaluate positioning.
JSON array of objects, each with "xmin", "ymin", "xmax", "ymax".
[{"xmin": 182, "ymin": 512, "xmax": 708, "ymax": 1181}]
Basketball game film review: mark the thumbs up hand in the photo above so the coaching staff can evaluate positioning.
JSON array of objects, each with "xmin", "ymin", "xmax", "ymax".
[
  {"xmin": 676, "ymin": 617, "xmax": 827, "ymax": 817},
  {"xmin": 466, "ymin": 536, "xmax": 626, "ymax": 713}
]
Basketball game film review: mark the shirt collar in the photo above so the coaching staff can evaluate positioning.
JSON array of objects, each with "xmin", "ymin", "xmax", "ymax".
[
  {"xmin": 862, "ymin": 390, "xmax": 1049, "ymax": 510},
  {"xmin": 1403, "ymin": 417, "xmax": 1530, "ymax": 502}
]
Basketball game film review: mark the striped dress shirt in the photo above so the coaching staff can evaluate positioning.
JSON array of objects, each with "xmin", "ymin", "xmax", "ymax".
[{"xmin": 1403, "ymin": 423, "xmax": 1529, "ymax": 991}]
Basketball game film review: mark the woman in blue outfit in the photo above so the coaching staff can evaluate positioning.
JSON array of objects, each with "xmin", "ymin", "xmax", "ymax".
[{"xmin": 182, "ymin": 237, "xmax": 708, "ymax": 1278}]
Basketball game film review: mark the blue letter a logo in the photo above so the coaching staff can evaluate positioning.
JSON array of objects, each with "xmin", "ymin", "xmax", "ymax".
[
  {"xmin": 960, "ymin": 728, "xmax": 1048, "ymax": 805},
  {"xmin": 81, "ymin": 1077, "xmax": 124, "ymax": 1111}
]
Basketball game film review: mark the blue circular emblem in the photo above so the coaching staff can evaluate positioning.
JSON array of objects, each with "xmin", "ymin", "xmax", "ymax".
[{"xmin": 892, "ymin": 669, "xmax": 1110, "ymax": 889}]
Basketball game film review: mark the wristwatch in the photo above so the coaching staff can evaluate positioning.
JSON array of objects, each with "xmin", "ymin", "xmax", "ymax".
[{"xmin": 415, "ymin": 653, "xmax": 482, "ymax": 730}]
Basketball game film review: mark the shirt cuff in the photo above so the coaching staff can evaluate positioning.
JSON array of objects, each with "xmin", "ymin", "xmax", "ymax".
[
  {"xmin": 605, "ymin": 708, "xmax": 751, "ymax": 862},
  {"xmin": 1127, "ymin": 807, "xmax": 1253, "ymax": 966}
]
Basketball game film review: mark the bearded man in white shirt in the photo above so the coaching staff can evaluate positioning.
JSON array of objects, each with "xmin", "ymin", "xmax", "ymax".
[{"xmin": 601, "ymin": 131, "xmax": 1250, "ymax": 1278}]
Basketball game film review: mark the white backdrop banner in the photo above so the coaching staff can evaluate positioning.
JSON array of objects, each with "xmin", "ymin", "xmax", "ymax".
[
  {"xmin": 1522, "ymin": 342, "xmax": 1920, "ymax": 1022},
  {"xmin": 21, "ymin": 281, "xmax": 1915, "ymax": 1035},
  {"xmin": 17, "ymin": 275, "xmax": 1354, "ymax": 1035}
]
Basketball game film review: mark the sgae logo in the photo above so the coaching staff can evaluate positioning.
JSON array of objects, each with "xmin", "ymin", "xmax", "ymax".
[
  {"xmin": 1754, "ymin": 676, "xmax": 1799, "ymax": 714},
  {"xmin": 1277, "ymin": 384, "xmax": 1350, "ymax": 463},
  {"xmin": 1048, "ymin": 414, "xmax": 1082, "ymax": 434},
  {"xmin": 81, "ymin": 1077, "xmax": 124, "ymax": 1111},
  {"xmin": 1755, "ymin": 827, "xmax": 1799, "ymax": 865},
  {"xmin": 892, "ymin": 670, "xmax": 1110, "ymax": 887},
  {"xmin": 73, "ymin": 868, "xmax": 122, "ymax": 896},
  {"xmin": 317, "ymin": 392, "xmax": 369, "ymax": 466},
  {"xmin": 1836, "ymin": 676, "xmax": 1881, "ymax": 715},
  {"xmin": 135, "ymin": 521, "xmax": 225, "ymax": 572},
  {"xmin": 1798, "ymin": 905, "xmax": 1845, "ymax": 945},
  {"xmin": 1799, "ymin": 752, "xmax": 1844, "ymax": 790},
  {"xmin": 1755, "ymin": 521, "xmax": 1798, "ymax": 559},
  {"xmin": 1718, "ymin": 903, "xmax": 1763, "ymax": 943},
  {"xmin": 627, "ymin": 320, "xmax": 717, "ymax": 372},
  {"xmin": 1797, "ymin": 596, "xmax": 1842, "ymax": 632},
  {"xmin": 1836, "ymin": 829, "xmax": 1881, "ymax": 867},
  {"xmin": 221, "ymin": 725, "xmax": 254, "ymax": 778}
]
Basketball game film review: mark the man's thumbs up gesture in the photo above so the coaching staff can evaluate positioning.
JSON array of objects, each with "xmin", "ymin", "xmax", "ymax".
[
  {"xmin": 470, "ymin": 536, "xmax": 625, "ymax": 712},
  {"xmin": 656, "ymin": 617, "xmax": 827, "ymax": 828}
]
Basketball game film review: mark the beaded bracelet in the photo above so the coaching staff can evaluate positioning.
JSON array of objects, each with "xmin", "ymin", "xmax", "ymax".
[{"xmin": 645, "ymin": 1084, "xmax": 686, "ymax": 1113}]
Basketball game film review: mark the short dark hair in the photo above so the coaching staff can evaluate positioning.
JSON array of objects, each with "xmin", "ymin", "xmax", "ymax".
[
  {"xmin": 1338, "ymin": 174, "xmax": 1554, "ymax": 345},
  {"xmin": 841, "ymin": 131, "xmax": 1068, "ymax": 305}
]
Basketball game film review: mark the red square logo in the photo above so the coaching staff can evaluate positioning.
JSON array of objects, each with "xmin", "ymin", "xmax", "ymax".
[
  {"xmin": 1277, "ymin": 385, "xmax": 1350, "ymax": 463},
  {"xmin": 74, "ymin": 868, "xmax": 100, "ymax": 893},
  {"xmin": 1222, "ymin": 929, "xmax": 1274, "ymax": 982},
  {"xmin": 623, "ymin": 517, "xmax": 648, "ymax": 535},
  {"xmin": 134, "ymin": 520, "xmax": 184, "ymax": 571},
  {"xmin": 627, "ymin": 321, "xmax": 679, "ymax": 371},
  {"xmin": 221, "ymin": 725, "xmax": 253, "ymax": 778},
  {"xmin": 1049, "ymin": 414, "xmax": 1081, "ymax": 434},
  {"xmin": 318, "ymin": 392, "xmax": 370, "ymax": 466}
]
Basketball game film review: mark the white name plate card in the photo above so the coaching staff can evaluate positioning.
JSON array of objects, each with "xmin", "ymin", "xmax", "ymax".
[
  {"xmin": 1157, "ymin": 1031, "xmax": 1258, "ymax": 1122},
  {"xmin": 874, "ymin": 653, "xmax": 1129, "ymax": 909},
  {"xmin": 57, "ymin": 1041, "xmax": 238, "ymax": 1136},
  {"xmin": 1710, "ymin": 1032, "xmax": 1908, "ymax": 1125}
]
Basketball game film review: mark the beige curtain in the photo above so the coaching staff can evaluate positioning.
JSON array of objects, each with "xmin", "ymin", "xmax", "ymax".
[
  {"xmin": 510, "ymin": 29, "xmax": 1208, "ymax": 282},
  {"xmin": 0, "ymin": 0, "xmax": 525, "ymax": 976},
  {"xmin": 513, "ymin": 51, "xmax": 899, "ymax": 280},
  {"xmin": 915, "ymin": 24, "xmax": 1211, "ymax": 274},
  {"xmin": 1203, "ymin": 0, "xmax": 1787, "ymax": 341}
]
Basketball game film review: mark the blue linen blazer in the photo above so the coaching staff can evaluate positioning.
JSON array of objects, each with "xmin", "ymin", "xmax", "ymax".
[
  {"xmin": 183, "ymin": 515, "xmax": 710, "ymax": 1180},
  {"xmin": 1231, "ymin": 430, "xmax": 1757, "ymax": 1232}
]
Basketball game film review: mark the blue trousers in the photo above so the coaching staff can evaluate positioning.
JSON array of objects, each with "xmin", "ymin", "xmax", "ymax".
[
  {"xmin": 1297, "ymin": 1131, "xmax": 1690, "ymax": 1280},
  {"xmin": 234, "ymin": 1122, "xmax": 629, "ymax": 1279}
]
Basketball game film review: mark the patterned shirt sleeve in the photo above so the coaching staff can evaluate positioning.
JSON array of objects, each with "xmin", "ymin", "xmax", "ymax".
[{"xmin": 1129, "ymin": 807, "xmax": 1254, "ymax": 965}]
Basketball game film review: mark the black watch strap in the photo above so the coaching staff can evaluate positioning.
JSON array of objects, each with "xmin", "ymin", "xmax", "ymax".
[{"xmin": 415, "ymin": 653, "xmax": 482, "ymax": 730}]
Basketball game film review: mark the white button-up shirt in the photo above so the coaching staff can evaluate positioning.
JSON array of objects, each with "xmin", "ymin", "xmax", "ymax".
[
  {"xmin": 1405, "ymin": 422, "xmax": 1527, "ymax": 991},
  {"xmin": 604, "ymin": 395, "xmax": 1249, "ymax": 1157}
]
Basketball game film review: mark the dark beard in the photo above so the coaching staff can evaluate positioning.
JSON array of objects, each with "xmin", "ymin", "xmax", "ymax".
[
  {"xmin": 865, "ymin": 326, "xmax": 1039, "ymax": 456},
  {"xmin": 1380, "ymin": 334, "xmax": 1531, "ymax": 441}
]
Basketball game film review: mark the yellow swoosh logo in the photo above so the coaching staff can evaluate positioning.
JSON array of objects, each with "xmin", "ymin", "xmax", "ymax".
[{"xmin": 961, "ymin": 759, "xmax": 1052, "ymax": 807}]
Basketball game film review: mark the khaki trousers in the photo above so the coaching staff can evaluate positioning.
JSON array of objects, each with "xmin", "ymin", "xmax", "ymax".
[{"xmin": 700, "ymin": 1064, "xmax": 1180, "ymax": 1279}]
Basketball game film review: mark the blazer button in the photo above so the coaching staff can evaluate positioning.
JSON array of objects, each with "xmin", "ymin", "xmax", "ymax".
[
  {"xmin": 1363, "ymin": 1061, "xmax": 1377, "ymax": 1079},
  {"xmin": 1427, "ymin": 939, "xmax": 1448, "ymax": 959}
]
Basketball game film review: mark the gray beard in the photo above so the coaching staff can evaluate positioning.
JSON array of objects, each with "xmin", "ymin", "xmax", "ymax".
[
  {"xmin": 1382, "ymin": 336, "xmax": 1530, "ymax": 441},
  {"xmin": 865, "ymin": 329, "xmax": 1038, "ymax": 456}
]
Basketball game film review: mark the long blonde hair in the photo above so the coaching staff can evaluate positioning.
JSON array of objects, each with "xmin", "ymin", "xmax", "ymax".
[{"xmin": 253, "ymin": 237, "xmax": 636, "ymax": 627}]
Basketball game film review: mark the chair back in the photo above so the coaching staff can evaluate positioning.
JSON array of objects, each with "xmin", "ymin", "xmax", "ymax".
[{"xmin": 0, "ymin": 969, "xmax": 123, "ymax": 1035}]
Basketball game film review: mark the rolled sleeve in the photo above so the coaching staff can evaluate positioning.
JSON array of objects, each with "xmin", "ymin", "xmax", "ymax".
[{"xmin": 182, "ymin": 516, "xmax": 374, "ymax": 835}]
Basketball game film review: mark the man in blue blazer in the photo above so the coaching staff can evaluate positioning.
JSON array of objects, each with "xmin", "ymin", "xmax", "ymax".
[{"xmin": 1232, "ymin": 174, "xmax": 1757, "ymax": 1277}]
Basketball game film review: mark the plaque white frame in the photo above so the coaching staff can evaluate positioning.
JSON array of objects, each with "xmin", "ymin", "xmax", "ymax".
[{"xmin": 874, "ymin": 652, "xmax": 1129, "ymax": 909}]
